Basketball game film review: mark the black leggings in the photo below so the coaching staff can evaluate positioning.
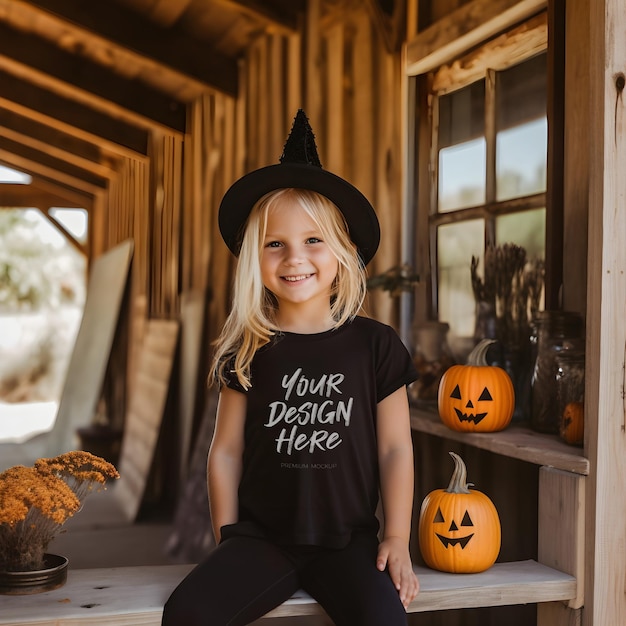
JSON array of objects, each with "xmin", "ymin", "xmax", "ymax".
[{"xmin": 161, "ymin": 532, "xmax": 408, "ymax": 626}]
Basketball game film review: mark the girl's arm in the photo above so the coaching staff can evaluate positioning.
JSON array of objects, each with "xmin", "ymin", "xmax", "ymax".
[
  {"xmin": 376, "ymin": 386, "xmax": 420, "ymax": 608},
  {"xmin": 207, "ymin": 386, "xmax": 247, "ymax": 543}
]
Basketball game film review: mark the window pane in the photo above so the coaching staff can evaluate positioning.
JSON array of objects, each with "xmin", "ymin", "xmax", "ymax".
[
  {"xmin": 496, "ymin": 53, "xmax": 547, "ymax": 130},
  {"xmin": 49, "ymin": 208, "xmax": 89, "ymax": 244},
  {"xmin": 496, "ymin": 53, "xmax": 547, "ymax": 201},
  {"xmin": 438, "ymin": 81, "xmax": 485, "ymax": 212},
  {"xmin": 496, "ymin": 208, "xmax": 546, "ymax": 260},
  {"xmin": 0, "ymin": 165, "xmax": 31, "ymax": 184},
  {"xmin": 438, "ymin": 139, "xmax": 486, "ymax": 212},
  {"xmin": 437, "ymin": 219, "xmax": 484, "ymax": 348},
  {"xmin": 496, "ymin": 118, "xmax": 547, "ymax": 201}
]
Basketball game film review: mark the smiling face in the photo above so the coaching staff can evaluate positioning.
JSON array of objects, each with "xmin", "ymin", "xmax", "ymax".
[
  {"xmin": 449, "ymin": 383, "xmax": 493, "ymax": 425},
  {"xmin": 432, "ymin": 503, "xmax": 475, "ymax": 549},
  {"xmin": 437, "ymin": 364, "xmax": 515, "ymax": 432},
  {"xmin": 260, "ymin": 197, "xmax": 339, "ymax": 326},
  {"xmin": 418, "ymin": 490, "xmax": 501, "ymax": 573}
]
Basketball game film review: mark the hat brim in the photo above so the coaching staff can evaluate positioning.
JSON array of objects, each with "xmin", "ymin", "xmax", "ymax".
[{"xmin": 218, "ymin": 163, "xmax": 380, "ymax": 265}]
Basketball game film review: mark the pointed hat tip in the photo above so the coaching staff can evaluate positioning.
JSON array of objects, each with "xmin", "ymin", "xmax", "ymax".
[{"xmin": 280, "ymin": 109, "xmax": 322, "ymax": 168}]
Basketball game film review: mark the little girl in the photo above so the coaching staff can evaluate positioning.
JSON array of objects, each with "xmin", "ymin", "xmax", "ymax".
[{"xmin": 162, "ymin": 110, "xmax": 419, "ymax": 625}]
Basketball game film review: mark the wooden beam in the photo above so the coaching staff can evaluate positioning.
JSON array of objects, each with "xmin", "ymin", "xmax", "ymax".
[
  {"xmin": 0, "ymin": 70, "xmax": 149, "ymax": 156},
  {"xmin": 0, "ymin": 183, "xmax": 88, "ymax": 209},
  {"xmin": 544, "ymin": 0, "xmax": 565, "ymax": 309},
  {"xmin": 144, "ymin": 0, "xmax": 194, "ymax": 26},
  {"xmin": 432, "ymin": 11, "xmax": 547, "ymax": 94},
  {"xmin": 30, "ymin": 179, "xmax": 94, "ymax": 209},
  {"xmin": 220, "ymin": 0, "xmax": 302, "ymax": 32},
  {"xmin": 0, "ymin": 136, "xmax": 108, "ymax": 188},
  {"xmin": 0, "ymin": 22, "xmax": 187, "ymax": 134},
  {"xmin": 0, "ymin": 111, "xmax": 118, "ymax": 179},
  {"xmin": 362, "ymin": 0, "xmax": 406, "ymax": 52},
  {"xmin": 405, "ymin": 0, "xmax": 547, "ymax": 76},
  {"xmin": 0, "ymin": 152, "xmax": 104, "ymax": 196},
  {"xmin": 0, "ymin": 107, "xmax": 115, "ymax": 167},
  {"xmin": 39, "ymin": 208, "xmax": 87, "ymax": 255},
  {"xmin": 585, "ymin": 0, "xmax": 626, "ymax": 622},
  {"xmin": 1, "ymin": 0, "xmax": 238, "ymax": 97}
]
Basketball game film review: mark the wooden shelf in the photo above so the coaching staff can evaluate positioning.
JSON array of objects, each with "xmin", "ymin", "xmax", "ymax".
[
  {"xmin": 411, "ymin": 406, "xmax": 589, "ymax": 475},
  {"xmin": 0, "ymin": 560, "xmax": 576, "ymax": 624}
]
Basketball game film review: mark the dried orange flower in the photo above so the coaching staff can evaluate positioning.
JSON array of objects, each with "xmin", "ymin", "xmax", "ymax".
[{"xmin": 0, "ymin": 451, "xmax": 119, "ymax": 572}]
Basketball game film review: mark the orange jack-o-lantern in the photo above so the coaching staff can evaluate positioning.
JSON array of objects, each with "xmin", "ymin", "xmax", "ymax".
[
  {"xmin": 438, "ymin": 339, "xmax": 514, "ymax": 432},
  {"xmin": 418, "ymin": 452, "xmax": 501, "ymax": 573}
]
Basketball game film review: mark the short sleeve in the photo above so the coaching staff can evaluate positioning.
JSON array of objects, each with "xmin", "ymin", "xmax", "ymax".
[{"xmin": 374, "ymin": 325, "xmax": 418, "ymax": 403}]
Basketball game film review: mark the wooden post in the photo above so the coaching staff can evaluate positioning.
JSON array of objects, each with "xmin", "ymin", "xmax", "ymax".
[
  {"xmin": 537, "ymin": 467, "xmax": 585, "ymax": 613},
  {"xmin": 584, "ymin": 0, "xmax": 626, "ymax": 624}
]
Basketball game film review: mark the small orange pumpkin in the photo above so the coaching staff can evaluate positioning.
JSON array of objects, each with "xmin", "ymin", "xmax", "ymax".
[
  {"xmin": 418, "ymin": 452, "xmax": 501, "ymax": 573},
  {"xmin": 560, "ymin": 401, "xmax": 584, "ymax": 445},
  {"xmin": 437, "ymin": 339, "xmax": 514, "ymax": 432}
]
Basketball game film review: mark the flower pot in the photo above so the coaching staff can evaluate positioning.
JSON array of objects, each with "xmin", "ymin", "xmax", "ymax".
[{"xmin": 0, "ymin": 553, "xmax": 68, "ymax": 595}]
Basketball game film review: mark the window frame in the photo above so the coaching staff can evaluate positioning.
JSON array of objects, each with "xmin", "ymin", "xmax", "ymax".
[{"xmin": 406, "ymin": 11, "xmax": 558, "ymax": 333}]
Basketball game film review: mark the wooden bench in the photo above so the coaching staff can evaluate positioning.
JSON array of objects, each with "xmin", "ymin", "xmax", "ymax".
[{"xmin": 0, "ymin": 559, "xmax": 575, "ymax": 625}]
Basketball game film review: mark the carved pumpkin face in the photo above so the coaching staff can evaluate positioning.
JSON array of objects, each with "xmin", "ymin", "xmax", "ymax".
[
  {"xmin": 448, "ymin": 383, "xmax": 494, "ymax": 425},
  {"xmin": 419, "ymin": 453, "xmax": 501, "ymax": 574},
  {"xmin": 438, "ymin": 340, "xmax": 514, "ymax": 432}
]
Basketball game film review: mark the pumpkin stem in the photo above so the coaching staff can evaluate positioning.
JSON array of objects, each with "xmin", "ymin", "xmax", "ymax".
[
  {"xmin": 445, "ymin": 452, "xmax": 472, "ymax": 494},
  {"xmin": 466, "ymin": 339, "xmax": 497, "ymax": 366}
]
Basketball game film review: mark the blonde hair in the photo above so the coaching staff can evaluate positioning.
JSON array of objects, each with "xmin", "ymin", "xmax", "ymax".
[{"xmin": 210, "ymin": 188, "xmax": 367, "ymax": 389}]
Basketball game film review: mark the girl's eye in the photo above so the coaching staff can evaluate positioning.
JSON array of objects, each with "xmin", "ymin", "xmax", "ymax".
[
  {"xmin": 266, "ymin": 241, "xmax": 282, "ymax": 248},
  {"xmin": 306, "ymin": 237, "xmax": 322, "ymax": 244}
]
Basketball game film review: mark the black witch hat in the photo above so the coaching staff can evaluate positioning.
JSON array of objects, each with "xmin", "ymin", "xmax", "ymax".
[{"xmin": 218, "ymin": 109, "xmax": 380, "ymax": 265}]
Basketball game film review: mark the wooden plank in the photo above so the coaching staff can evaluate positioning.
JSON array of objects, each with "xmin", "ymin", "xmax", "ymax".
[
  {"xmin": 585, "ymin": 0, "xmax": 626, "ymax": 623},
  {"xmin": 0, "ymin": 70, "xmax": 149, "ymax": 157},
  {"xmin": 0, "ymin": 135, "xmax": 109, "ymax": 188},
  {"xmin": 115, "ymin": 319, "xmax": 179, "ymax": 521},
  {"xmin": 411, "ymin": 407, "xmax": 589, "ymax": 474},
  {"xmin": 0, "ymin": 107, "xmax": 119, "ymax": 172},
  {"xmin": 305, "ymin": 0, "xmax": 322, "ymax": 126},
  {"xmin": 0, "ymin": 0, "xmax": 238, "ymax": 97},
  {"xmin": 0, "ymin": 151, "xmax": 104, "ymax": 197},
  {"xmin": 561, "ymin": 0, "xmax": 590, "ymax": 314},
  {"xmin": 219, "ymin": 0, "xmax": 300, "ymax": 32},
  {"xmin": 0, "ymin": 21, "xmax": 187, "ymax": 134},
  {"xmin": 0, "ymin": 183, "xmax": 87, "ymax": 209},
  {"xmin": 431, "ymin": 12, "xmax": 547, "ymax": 94},
  {"xmin": 538, "ymin": 467, "xmax": 585, "ymax": 608},
  {"xmin": 0, "ymin": 560, "xmax": 576, "ymax": 624},
  {"xmin": 0, "ymin": 123, "xmax": 115, "ymax": 180},
  {"xmin": 405, "ymin": 0, "xmax": 547, "ymax": 76},
  {"xmin": 538, "ymin": 603, "xmax": 583, "ymax": 626},
  {"xmin": 544, "ymin": 0, "xmax": 565, "ymax": 309},
  {"xmin": 325, "ymin": 22, "xmax": 344, "ymax": 174}
]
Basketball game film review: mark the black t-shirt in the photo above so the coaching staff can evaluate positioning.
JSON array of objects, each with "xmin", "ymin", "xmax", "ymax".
[{"xmin": 224, "ymin": 316, "xmax": 418, "ymax": 548}]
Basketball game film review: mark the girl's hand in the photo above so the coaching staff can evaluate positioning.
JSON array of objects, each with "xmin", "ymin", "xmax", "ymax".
[{"xmin": 377, "ymin": 536, "xmax": 420, "ymax": 609}]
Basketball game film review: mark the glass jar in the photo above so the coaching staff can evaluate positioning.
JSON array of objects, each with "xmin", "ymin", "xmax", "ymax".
[
  {"xmin": 409, "ymin": 321, "xmax": 456, "ymax": 404},
  {"xmin": 556, "ymin": 351, "xmax": 585, "ymax": 445},
  {"xmin": 530, "ymin": 311, "xmax": 584, "ymax": 433}
]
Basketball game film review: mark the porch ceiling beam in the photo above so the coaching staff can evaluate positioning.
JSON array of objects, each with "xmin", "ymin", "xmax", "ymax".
[
  {"xmin": 0, "ymin": 70, "xmax": 149, "ymax": 157},
  {"xmin": 0, "ymin": 144, "xmax": 107, "ymax": 196},
  {"xmin": 405, "ymin": 0, "xmax": 547, "ymax": 76},
  {"xmin": 0, "ymin": 182, "xmax": 85, "ymax": 209},
  {"xmin": 1, "ymin": 0, "xmax": 238, "ymax": 97},
  {"xmin": 0, "ymin": 155, "xmax": 100, "ymax": 197},
  {"xmin": 0, "ymin": 109, "xmax": 119, "ymax": 179},
  {"xmin": 0, "ymin": 22, "xmax": 186, "ymax": 135},
  {"xmin": 219, "ymin": 0, "xmax": 301, "ymax": 32}
]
